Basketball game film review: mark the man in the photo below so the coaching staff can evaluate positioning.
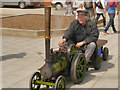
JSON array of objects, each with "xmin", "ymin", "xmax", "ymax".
[{"xmin": 59, "ymin": 8, "xmax": 99, "ymax": 64}]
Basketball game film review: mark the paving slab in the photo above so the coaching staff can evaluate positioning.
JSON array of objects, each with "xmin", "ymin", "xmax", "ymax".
[{"xmin": 91, "ymin": 58, "xmax": 118, "ymax": 88}]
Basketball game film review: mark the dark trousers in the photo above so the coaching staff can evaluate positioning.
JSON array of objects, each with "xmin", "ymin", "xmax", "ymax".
[
  {"xmin": 96, "ymin": 13, "xmax": 106, "ymax": 26},
  {"xmin": 104, "ymin": 13, "xmax": 116, "ymax": 32}
]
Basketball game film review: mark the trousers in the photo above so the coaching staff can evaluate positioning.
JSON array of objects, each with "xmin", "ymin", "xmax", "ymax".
[
  {"xmin": 96, "ymin": 13, "xmax": 106, "ymax": 26},
  {"xmin": 104, "ymin": 13, "xmax": 116, "ymax": 32}
]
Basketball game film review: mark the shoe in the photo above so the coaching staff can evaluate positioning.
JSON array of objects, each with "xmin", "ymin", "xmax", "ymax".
[
  {"xmin": 114, "ymin": 31, "xmax": 117, "ymax": 34},
  {"xmin": 103, "ymin": 31, "xmax": 109, "ymax": 34}
]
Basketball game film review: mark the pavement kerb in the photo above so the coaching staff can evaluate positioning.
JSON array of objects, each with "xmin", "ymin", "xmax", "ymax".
[
  {"xmin": 0, "ymin": 13, "xmax": 43, "ymax": 18},
  {"xmin": 1, "ymin": 13, "xmax": 107, "ymax": 38},
  {"xmin": 1, "ymin": 27, "xmax": 67, "ymax": 37}
]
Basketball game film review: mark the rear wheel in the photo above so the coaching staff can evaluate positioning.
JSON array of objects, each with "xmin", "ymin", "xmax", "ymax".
[
  {"xmin": 103, "ymin": 47, "xmax": 109, "ymax": 61},
  {"xmin": 19, "ymin": 2, "xmax": 26, "ymax": 9},
  {"xmin": 93, "ymin": 54, "xmax": 101, "ymax": 70},
  {"xmin": 70, "ymin": 53, "xmax": 86, "ymax": 84},
  {"xmin": 93, "ymin": 47, "xmax": 101, "ymax": 70}
]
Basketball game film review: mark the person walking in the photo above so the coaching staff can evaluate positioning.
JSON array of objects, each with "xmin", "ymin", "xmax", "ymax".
[
  {"xmin": 71, "ymin": 0, "xmax": 77, "ymax": 15},
  {"xmin": 104, "ymin": 0, "xmax": 119, "ymax": 34},
  {"xmin": 95, "ymin": 0, "xmax": 106, "ymax": 27},
  {"xmin": 64, "ymin": 0, "xmax": 75, "ymax": 16}
]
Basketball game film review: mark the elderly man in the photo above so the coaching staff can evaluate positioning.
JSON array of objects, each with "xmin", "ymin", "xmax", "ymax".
[{"xmin": 59, "ymin": 8, "xmax": 99, "ymax": 64}]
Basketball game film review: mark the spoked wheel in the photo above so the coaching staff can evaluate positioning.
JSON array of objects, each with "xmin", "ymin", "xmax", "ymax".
[
  {"xmin": 71, "ymin": 53, "xmax": 86, "ymax": 84},
  {"xmin": 30, "ymin": 72, "xmax": 41, "ymax": 90},
  {"xmin": 103, "ymin": 47, "xmax": 109, "ymax": 61},
  {"xmin": 55, "ymin": 75, "xmax": 66, "ymax": 90}
]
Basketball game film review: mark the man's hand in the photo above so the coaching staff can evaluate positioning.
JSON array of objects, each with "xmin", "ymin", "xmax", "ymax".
[
  {"xmin": 59, "ymin": 38, "xmax": 66, "ymax": 47},
  {"xmin": 76, "ymin": 42, "xmax": 84, "ymax": 48}
]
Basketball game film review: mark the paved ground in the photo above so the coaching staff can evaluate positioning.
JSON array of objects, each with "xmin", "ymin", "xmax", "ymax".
[
  {"xmin": 0, "ymin": 7, "xmax": 66, "ymax": 17},
  {"xmin": 0, "ymin": 7, "xmax": 120, "ymax": 89},
  {"xmin": 1, "ymin": 27, "xmax": 119, "ymax": 89}
]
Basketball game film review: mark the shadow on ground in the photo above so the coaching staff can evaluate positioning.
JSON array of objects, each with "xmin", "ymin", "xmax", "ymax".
[
  {"xmin": 0, "ymin": 52, "xmax": 26, "ymax": 61},
  {"xmin": 66, "ymin": 54, "xmax": 114, "ymax": 88}
]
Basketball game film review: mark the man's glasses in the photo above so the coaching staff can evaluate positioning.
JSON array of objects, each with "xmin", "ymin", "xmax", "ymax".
[{"xmin": 78, "ymin": 12, "xmax": 88, "ymax": 17}]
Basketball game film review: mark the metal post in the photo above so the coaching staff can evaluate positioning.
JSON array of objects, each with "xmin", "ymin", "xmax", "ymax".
[{"xmin": 45, "ymin": 7, "xmax": 51, "ymax": 63}]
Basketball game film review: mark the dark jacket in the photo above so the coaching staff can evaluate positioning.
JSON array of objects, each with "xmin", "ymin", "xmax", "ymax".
[{"xmin": 63, "ymin": 19, "xmax": 99, "ymax": 44}]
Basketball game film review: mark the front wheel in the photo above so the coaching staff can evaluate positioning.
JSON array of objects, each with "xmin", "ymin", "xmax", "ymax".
[
  {"xmin": 70, "ymin": 53, "xmax": 86, "ymax": 84},
  {"xmin": 55, "ymin": 75, "xmax": 66, "ymax": 90},
  {"xmin": 30, "ymin": 72, "xmax": 41, "ymax": 90},
  {"xmin": 19, "ymin": 2, "xmax": 26, "ymax": 9}
]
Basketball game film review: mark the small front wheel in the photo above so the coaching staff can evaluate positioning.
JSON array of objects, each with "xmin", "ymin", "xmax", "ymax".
[
  {"xmin": 30, "ymin": 72, "xmax": 41, "ymax": 90},
  {"xmin": 55, "ymin": 75, "xmax": 66, "ymax": 90}
]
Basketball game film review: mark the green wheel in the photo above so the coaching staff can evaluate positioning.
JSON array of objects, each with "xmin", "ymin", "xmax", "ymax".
[
  {"xmin": 55, "ymin": 75, "xmax": 66, "ymax": 90},
  {"xmin": 103, "ymin": 47, "xmax": 109, "ymax": 61},
  {"xmin": 70, "ymin": 53, "xmax": 86, "ymax": 84},
  {"xmin": 30, "ymin": 72, "xmax": 41, "ymax": 90}
]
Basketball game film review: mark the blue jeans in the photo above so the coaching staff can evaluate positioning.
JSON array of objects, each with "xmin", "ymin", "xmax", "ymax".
[{"xmin": 104, "ymin": 13, "xmax": 116, "ymax": 32}]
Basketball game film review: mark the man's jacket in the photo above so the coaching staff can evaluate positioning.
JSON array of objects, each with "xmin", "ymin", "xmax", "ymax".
[{"xmin": 63, "ymin": 19, "xmax": 99, "ymax": 44}]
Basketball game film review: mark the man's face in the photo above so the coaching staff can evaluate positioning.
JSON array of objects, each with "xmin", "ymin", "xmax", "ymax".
[
  {"xmin": 78, "ymin": 11, "xmax": 87, "ymax": 19},
  {"xmin": 77, "ymin": 11, "xmax": 88, "ymax": 23}
]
